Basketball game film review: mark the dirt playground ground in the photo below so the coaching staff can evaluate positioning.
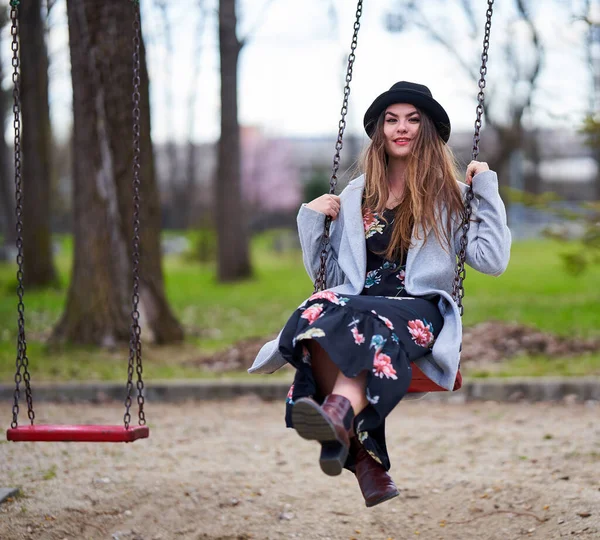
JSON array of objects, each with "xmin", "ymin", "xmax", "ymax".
[{"xmin": 1, "ymin": 397, "xmax": 599, "ymax": 540}]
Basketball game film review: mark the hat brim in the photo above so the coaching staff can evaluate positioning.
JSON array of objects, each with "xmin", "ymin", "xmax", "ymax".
[{"xmin": 363, "ymin": 89, "xmax": 451, "ymax": 143}]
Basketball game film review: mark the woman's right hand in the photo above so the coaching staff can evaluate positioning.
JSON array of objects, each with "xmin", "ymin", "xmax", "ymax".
[{"xmin": 306, "ymin": 194, "xmax": 341, "ymax": 220}]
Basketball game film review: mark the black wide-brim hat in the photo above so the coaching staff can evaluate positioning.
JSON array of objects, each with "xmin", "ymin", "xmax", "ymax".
[{"xmin": 363, "ymin": 81, "xmax": 451, "ymax": 143}]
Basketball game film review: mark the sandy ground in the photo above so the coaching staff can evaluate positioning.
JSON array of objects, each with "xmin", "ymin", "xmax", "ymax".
[{"xmin": 1, "ymin": 397, "xmax": 599, "ymax": 540}]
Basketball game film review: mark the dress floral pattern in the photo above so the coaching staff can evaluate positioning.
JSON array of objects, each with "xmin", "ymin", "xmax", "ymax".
[{"xmin": 279, "ymin": 207, "xmax": 443, "ymax": 471}]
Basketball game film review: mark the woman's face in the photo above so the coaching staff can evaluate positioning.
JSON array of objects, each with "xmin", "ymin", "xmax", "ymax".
[{"xmin": 382, "ymin": 103, "xmax": 421, "ymax": 160}]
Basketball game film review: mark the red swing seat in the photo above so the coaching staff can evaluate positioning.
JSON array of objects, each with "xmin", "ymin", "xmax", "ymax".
[
  {"xmin": 6, "ymin": 424, "xmax": 149, "ymax": 443},
  {"xmin": 407, "ymin": 363, "xmax": 463, "ymax": 393}
]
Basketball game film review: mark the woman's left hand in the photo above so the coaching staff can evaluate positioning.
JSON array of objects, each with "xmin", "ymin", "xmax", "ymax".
[{"xmin": 465, "ymin": 160, "xmax": 489, "ymax": 185}]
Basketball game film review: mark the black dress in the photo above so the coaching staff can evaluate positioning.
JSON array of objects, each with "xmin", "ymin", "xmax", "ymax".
[{"xmin": 279, "ymin": 207, "xmax": 443, "ymax": 470}]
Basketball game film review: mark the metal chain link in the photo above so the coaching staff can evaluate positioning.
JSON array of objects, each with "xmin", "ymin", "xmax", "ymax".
[
  {"xmin": 124, "ymin": 2, "xmax": 146, "ymax": 429},
  {"xmin": 314, "ymin": 0, "xmax": 363, "ymax": 293},
  {"xmin": 452, "ymin": 0, "xmax": 494, "ymax": 316},
  {"xmin": 10, "ymin": 2, "xmax": 34, "ymax": 429}
]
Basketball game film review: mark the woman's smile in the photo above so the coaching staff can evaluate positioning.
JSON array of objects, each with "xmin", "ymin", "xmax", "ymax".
[{"xmin": 393, "ymin": 138, "xmax": 411, "ymax": 146}]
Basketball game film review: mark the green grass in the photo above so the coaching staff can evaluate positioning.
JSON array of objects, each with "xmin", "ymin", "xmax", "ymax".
[
  {"xmin": 469, "ymin": 353, "xmax": 600, "ymax": 378},
  {"xmin": 0, "ymin": 233, "xmax": 598, "ymax": 382},
  {"xmin": 462, "ymin": 240, "xmax": 600, "ymax": 335}
]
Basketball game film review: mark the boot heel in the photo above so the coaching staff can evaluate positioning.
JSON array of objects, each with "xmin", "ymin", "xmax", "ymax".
[{"xmin": 319, "ymin": 441, "xmax": 348, "ymax": 476}]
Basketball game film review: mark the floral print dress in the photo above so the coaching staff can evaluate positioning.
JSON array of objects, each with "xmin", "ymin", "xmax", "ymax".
[{"xmin": 279, "ymin": 207, "xmax": 443, "ymax": 471}]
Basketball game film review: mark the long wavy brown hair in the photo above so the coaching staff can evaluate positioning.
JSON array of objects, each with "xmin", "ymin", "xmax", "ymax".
[{"xmin": 360, "ymin": 108, "xmax": 464, "ymax": 262}]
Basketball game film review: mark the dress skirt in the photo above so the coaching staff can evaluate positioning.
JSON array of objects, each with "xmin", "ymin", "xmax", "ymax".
[{"xmin": 279, "ymin": 207, "xmax": 444, "ymax": 471}]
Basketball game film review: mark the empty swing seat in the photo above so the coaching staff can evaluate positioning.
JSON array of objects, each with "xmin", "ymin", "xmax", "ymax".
[{"xmin": 6, "ymin": 424, "xmax": 149, "ymax": 443}]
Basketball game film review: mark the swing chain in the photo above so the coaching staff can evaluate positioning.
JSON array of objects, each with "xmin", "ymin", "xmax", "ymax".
[
  {"xmin": 471, "ymin": 0, "xmax": 494, "ymax": 163},
  {"xmin": 10, "ymin": 2, "xmax": 34, "ymax": 429},
  {"xmin": 124, "ymin": 2, "xmax": 146, "ymax": 429},
  {"xmin": 314, "ymin": 0, "xmax": 363, "ymax": 293},
  {"xmin": 452, "ymin": 0, "xmax": 494, "ymax": 316}
]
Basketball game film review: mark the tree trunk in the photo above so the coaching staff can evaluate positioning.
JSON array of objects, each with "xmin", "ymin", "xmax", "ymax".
[
  {"xmin": 53, "ymin": 0, "xmax": 183, "ymax": 346},
  {"xmin": 491, "ymin": 153, "xmax": 512, "ymax": 222},
  {"xmin": 0, "ymin": 13, "xmax": 13, "ymax": 249},
  {"xmin": 20, "ymin": 0, "xmax": 57, "ymax": 287},
  {"xmin": 592, "ymin": 143, "xmax": 600, "ymax": 201},
  {"xmin": 523, "ymin": 129, "xmax": 542, "ymax": 195},
  {"xmin": 0, "ymin": 133, "xmax": 14, "ymax": 254},
  {"xmin": 485, "ymin": 126, "xmax": 524, "ymax": 222},
  {"xmin": 217, "ymin": 0, "xmax": 251, "ymax": 281},
  {"xmin": 184, "ymin": 141, "xmax": 198, "ymax": 228},
  {"xmin": 0, "ymin": 84, "xmax": 15, "ymax": 253}
]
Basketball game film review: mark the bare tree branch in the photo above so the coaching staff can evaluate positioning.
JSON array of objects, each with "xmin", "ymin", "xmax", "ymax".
[
  {"xmin": 240, "ymin": 0, "xmax": 278, "ymax": 47},
  {"xmin": 326, "ymin": 0, "xmax": 338, "ymax": 31},
  {"xmin": 503, "ymin": 36, "xmax": 520, "ymax": 122},
  {"xmin": 514, "ymin": 0, "xmax": 544, "ymax": 117},
  {"xmin": 461, "ymin": 0, "xmax": 478, "ymax": 37},
  {"xmin": 577, "ymin": 0, "xmax": 599, "ymax": 112},
  {"xmin": 407, "ymin": 3, "xmax": 480, "ymax": 81}
]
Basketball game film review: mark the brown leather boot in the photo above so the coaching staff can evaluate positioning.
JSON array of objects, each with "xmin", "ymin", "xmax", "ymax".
[
  {"xmin": 351, "ymin": 438, "xmax": 399, "ymax": 507},
  {"xmin": 291, "ymin": 394, "xmax": 354, "ymax": 476}
]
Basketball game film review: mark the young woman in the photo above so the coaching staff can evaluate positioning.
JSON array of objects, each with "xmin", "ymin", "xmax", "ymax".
[{"xmin": 249, "ymin": 81, "xmax": 511, "ymax": 507}]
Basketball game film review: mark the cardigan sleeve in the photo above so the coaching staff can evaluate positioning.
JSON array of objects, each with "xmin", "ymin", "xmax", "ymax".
[
  {"xmin": 454, "ymin": 171, "xmax": 511, "ymax": 277},
  {"xmin": 297, "ymin": 204, "xmax": 346, "ymax": 287}
]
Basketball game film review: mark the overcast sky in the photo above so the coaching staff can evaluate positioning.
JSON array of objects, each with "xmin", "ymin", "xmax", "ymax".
[{"xmin": 2, "ymin": 0, "xmax": 596, "ymax": 144}]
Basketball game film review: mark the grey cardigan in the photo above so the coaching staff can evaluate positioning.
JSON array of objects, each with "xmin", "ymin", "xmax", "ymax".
[{"xmin": 248, "ymin": 171, "xmax": 511, "ymax": 392}]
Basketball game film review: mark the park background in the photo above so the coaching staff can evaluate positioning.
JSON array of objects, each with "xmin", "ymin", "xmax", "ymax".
[{"xmin": 0, "ymin": 0, "xmax": 599, "ymax": 392}]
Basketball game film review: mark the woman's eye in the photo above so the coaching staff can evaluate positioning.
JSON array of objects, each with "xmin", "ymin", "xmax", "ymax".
[{"xmin": 409, "ymin": 117, "xmax": 420, "ymax": 123}]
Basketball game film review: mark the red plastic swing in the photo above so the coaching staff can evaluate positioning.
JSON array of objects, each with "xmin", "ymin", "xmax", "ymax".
[
  {"xmin": 408, "ymin": 364, "xmax": 463, "ymax": 394},
  {"xmin": 5, "ymin": 2, "xmax": 149, "ymax": 443},
  {"xmin": 7, "ymin": 424, "xmax": 149, "ymax": 443},
  {"xmin": 318, "ymin": 0, "xmax": 494, "ymax": 394}
]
